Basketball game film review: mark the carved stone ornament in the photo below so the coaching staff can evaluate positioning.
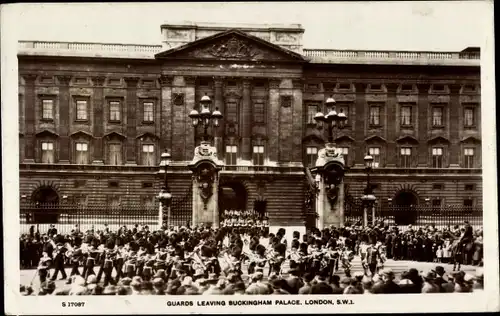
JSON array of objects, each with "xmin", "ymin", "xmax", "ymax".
[
  {"xmin": 173, "ymin": 93, "xmax": 184, "ymax": 106},
  {"xmin": 158, "ymin": 75, "xmax": 173, "ymax": 86},
  {"xmin": 207, "ymin": 36, "xmax": 258, "ymax": 59},
  {"xmin": 57, "ymin": 75, "xmax": 72, "ymax": 85},
  {"xmin": 315, "ymin": 143, "xmax": 345, "ymax": 167},
  {"xmin": 326, "ymin": 185, "xmax": 339, "ymax": 207},
  {"xmin": 91, "ymin": 76, "xmax": 106, "ymax": 87}
]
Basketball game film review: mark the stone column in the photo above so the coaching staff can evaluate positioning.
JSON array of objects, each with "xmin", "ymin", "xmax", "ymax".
[
  {"xmin": 385, "ymin": 83, "xmax": 399, "ymax": 166},
  {"xmin": 417, "ymin": 84, "xmax": 430, "ymax": 166},
  {"xmin": 159, "ymin": 75, "xmax": 173, "ymax": 152},
  {"xmin": 91, "ymin": 76, "xmax": 105, "ymax": 164},
  {"xmin": 354, "ymin": 83, "xmax": 367, "ymax": 166},
  {"xmin": 214, "ymin": 77, "xmax": 224, "ymax": 159},
  {"xmin": 22, "ymin": 74, "xmax": 37, "ymax": 162},
  {"xmin": 241, "ymin": 78, "xmax": 252, "ymax": 161},
  {"xmin": 124, "ymin": 77, "xmax": 139, "ymax": 165},
  {"xmin": 449, "ymin": 84, "xmax": 461, "ymax": 166},
  {"xmin": 268, "ymin": 79, "xmax": 281, "ymax": 163},
  {"xmin": 57, "ymin": 75, "xmax": 72, "ymax": 163},
  {"xmin": 184, "ymin": 76, "xmax": 196, "ymax": 161},
  {"xmin": 292, "ymin": 79, "xmax": 304, "ymax": 163}
]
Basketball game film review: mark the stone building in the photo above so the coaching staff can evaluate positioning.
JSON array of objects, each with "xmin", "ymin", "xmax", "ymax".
[{"xmin": 18, "ymin": 22, "xmax": 482, "ymax": 228}]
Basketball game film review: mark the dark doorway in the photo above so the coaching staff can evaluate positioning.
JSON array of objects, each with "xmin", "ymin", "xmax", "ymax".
[
  {"xmin": 393, "ymin": 190, "xmax": 419, "ymax": 225},
  {"xmin": 219, "ymin": 182, "xmax": 247, "ymax": 215},
  {"xmin": 31, "ymin": 186, "xmax": 60, "ymax": 223}
]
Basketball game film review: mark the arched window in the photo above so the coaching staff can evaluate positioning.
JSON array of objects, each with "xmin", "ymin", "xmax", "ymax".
[
  {"xmin": 105, "ymin": 132, "xmax": 126, "ymax": 165},
  {"xmin": 35, "ymin": 130, "xmax": 59, "ymax": 163},
  {"xmin": 137, "ymin": 133, "xmax": 159, "ymax": 166}
]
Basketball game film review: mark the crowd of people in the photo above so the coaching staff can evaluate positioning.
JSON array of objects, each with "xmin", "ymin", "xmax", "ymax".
[{"xmin": 19, "ymin": 220, "xmax": 484, "ymax": 296}]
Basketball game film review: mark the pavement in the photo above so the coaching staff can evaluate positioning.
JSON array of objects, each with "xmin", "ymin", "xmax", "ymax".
[{"xmin": 20, "ymin": 257, "xmax": 479, "ymax": 293}]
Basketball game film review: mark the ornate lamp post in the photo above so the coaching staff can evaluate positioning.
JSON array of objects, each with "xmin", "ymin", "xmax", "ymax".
[
  {"xmin": 361, "ymin": 153, "xmax": 376, "ymax": 227},
  {"xmin": 189, "ymin": 94, "xmax": 223, "ymax": 142},
  {"xmin": 314, "ymin": 96, "xmax": 347, "ymax": 143},
  {"xmin": 157, "ymin": 149, "xmax": 172, "ymax": 229}
]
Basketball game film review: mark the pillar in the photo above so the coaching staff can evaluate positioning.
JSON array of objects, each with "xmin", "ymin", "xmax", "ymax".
[
  {"xmin": 57, "ymin": 75, "xmax": 72, "ymax": 163},
  {"xmin": 22, "ymin": 74, "xmax": 37, "ymax": 162},
  {"xmin": 241, "ymin": 78, "xmax": 252, "ymax": 161},
  {"xmin": 268, "ymin": 79, "xmax": 280, "ymax": 163},
  {"xmin": 124, "ymin": 77, "xmax": 139, "ymax": 165},
  {"xmin": 91, "ymin": 76, "xmax": 105, "ymax": 164},
  {"xmin": 159, "ymin": 75, "xmax": 173, "ymax": 152},
  {"xmin": 449, "ymin": 84, "xmax": 461, "ymax": 166},
  {"xmin": 386, "ymin": 83, "xmax": 399, "ymax": 166},
  {"xmin": 214, "ymin": 77, "xmax": 224, "ymax": 160}
]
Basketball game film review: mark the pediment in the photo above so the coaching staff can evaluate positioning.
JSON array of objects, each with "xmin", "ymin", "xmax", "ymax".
[
  {"xmin": 104, "ymin": 131, "xmax": 126, "ymax": 140},
  {"xmin": 335, "ymin": 135, "xmax": 355, "ymax": 143},
  {"xmin": 155, "ymin": 29, "xmax": 307, "ymax": 63},
  {"xmin": 70, "ymin": 130, "xmax": 93, "ymax": 139},
  {"xmin": 460, "ymin": 136, "xmax": 481, "ymax": 144},
  {"xmin": 35, "ymin": 129, "xmax": 59, "ymax": 138},
  {"xmin": 428, "ymin": 136, "xmax": 450, "ymax": 144},
  {"xmin": 137, "ymin": 132, "xmax": 159, "ymax": 140},
  {"xmin": 365, "ymin": 135, "xmax": 387, "ymax": 143},
  {"xmin": 396, "ymin": 135, "xmax": 419, "ymax": 144}
]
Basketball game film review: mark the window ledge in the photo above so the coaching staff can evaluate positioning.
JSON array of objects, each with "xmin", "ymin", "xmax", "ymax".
[
  {"xmin": 464, "ymin": 125, "xmax": 477, "ymax": 129},
  {"xmin": 109, "ymin": 120, "xmax": 121, "ymax": 124},
  {"xmin": 400, "ymin": 124, "xmax": 414, "ymax": 128},
  {"xmin": 75, "ymin": 119, "xmax": 89, "ymax": 123},
  {"xmin": 141, "ymin": 121, "xmax": 154, "ymax": 125},
  {"xmin": 431, "ymin": 125, "xmax": 445, "ymax": 129},
  {"xmin": 369, "ymin": 124, "xmax": 382, "ymax": 128},
  {"xmin": 40, "ymin": 118, "xmax": 54, "ymax": 123}
]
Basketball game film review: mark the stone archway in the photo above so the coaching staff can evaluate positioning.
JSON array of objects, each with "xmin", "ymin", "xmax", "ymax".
[
  {"xmin": 392, "ymin": 189, "xmax": 419, "ymax": 225},
  {"xmin": 31, "ymin": 186, "xmax": 60, "ymax": 223}
]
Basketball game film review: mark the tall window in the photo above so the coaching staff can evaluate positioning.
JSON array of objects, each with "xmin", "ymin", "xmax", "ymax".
[
  {"xmin": 464, "ymin": 148, "xmax": 475, "ymax": 168},
  {"xmin": 253, "ymin": 145, "xmax": 264, "ymax": 166},
  {"xmin": 143, "ymin": 102, "xmax": 154, "ymax": 122},
  {"xmin": 432, "ymin": 107, "xmax": 443, "ymax": 126},
  {"xmin": 41, "ymin": 141, "xmax": 54, "ymax": 163},
  {"xmin": 400, "ymin": 147, "xmax": 412, "ymax": 168},
  {"xmin": 42, "ymin": 99, "xmax": 54, "ymax": 120},
  {"xmin": 464, "ymin": 107, "xmax": 475, "ymax": 127},
  {"xmin": 75, "ymin": 142, "xmax": 89, "ymax": 164},
  {"xmin": 109, "ymin": 101, "xmax": 121, "ymax": 122},
  {"xmin": 226, "ymin": 102, "xmax": 237, "ymax": 123},
  {"xmin": 76, "ymin": 100, "xmax": 88, "ymax": 121},
  {"xmin": 253, "ymin": 102, "xmax": 265, "ymax": 123},
  {"xmin": 369, "ymin": 106, "xmax": 380, "ymax": 126},
  {"xmin": 306, "ymin": 147, "xmax": 317, "ymax": 167},
  {"xmin": 369, "ymin": 147, "xmax": 381, "ymax": 168},
  {"xmin": 432, "ymin": 147, "xmax": 443, "ymax": 168},
  {"xmin": 338, "ymin": 147, "xmax": 349, "ymax": 166},
  {"xmin": 141, "ymin": 144, "xmax": 155, "ymax": 166},
  {"xmin": 225, "ymin": 145, "xmax": 238, "ymax": 165},
  {"xmin": 108, "ymin": 143, "xmax": 122, "ymax": 165},
  {"xmin": 307, "ymin": 105, "xmax": 317, "ymax": 124},
  {"xmin": 400, "ymin": 105, "xmax": 412, "ymax": 126},
  {"xmin": 337, "ymin": 104, "xmax": 349, "ymax": 125}
]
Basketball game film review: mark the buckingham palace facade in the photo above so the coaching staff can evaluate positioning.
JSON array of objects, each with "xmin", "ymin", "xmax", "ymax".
[{"xmin": 18, "ymin": 22, "xmax": 482, "ymax": 228}]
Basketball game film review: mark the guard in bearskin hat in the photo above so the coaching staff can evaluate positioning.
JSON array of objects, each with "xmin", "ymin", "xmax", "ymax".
[
  {"xmin": 113, "ymin": 236, "xmax": 125, "ymax": 282},
  {"xmin": 66, "ymin": 236, "xmax": 83, "ymax": 284},
  {"xmin": 50, "ymin": 235, "xmax": 68, "ymax": 281},
  {"xmin": 83, "ymin": 238, "xmax": 101, "ymax": 281},
  {"xmin": 124, "ymin": 241, "xmax": 139, "ymax": 278}
]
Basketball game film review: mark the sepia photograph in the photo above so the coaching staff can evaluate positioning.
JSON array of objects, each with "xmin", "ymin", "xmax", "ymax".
[{"xmin": 2, "ymin": 1, "xmax": 498, "ymax": 314}]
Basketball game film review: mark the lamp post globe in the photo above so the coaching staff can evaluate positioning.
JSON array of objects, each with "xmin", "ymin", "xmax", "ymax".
[{"xmin": 364, "ymin": 153, "xmax": 374, "ymax": 169}]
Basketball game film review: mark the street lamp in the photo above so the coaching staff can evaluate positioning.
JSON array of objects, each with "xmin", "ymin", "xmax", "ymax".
[
  {"xmin": 361, "ymin": 153, "xmax": 376, "ymax": 227},
  {"xmin": 189, "ymin": 93, "xmax": 223, "ymax": 142},
  {"xmin": 314, "ymin": 96, "xmax": 348, "ymax": 143},
  {"xmin": 157, "ymin": 149, "xmax": 172, "ymax": 229}
]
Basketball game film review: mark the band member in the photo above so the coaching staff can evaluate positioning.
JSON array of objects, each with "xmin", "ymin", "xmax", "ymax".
[
  {"xmin": 364, "ymin": 242, "xmax": 383, "ymax": 277},
  {"xmin": 83, "ymin": 240, "xmax": 101, "ymax": 281},
  {"xmin": 37, "ymin": 251, "xmax": 52, "ymax": 284},
  {"xmin": 340, "ymin": 244, "xmax": 355, "ymax": 277},
  {"xmin": 51, "ymin": 239, "xmax": 68, "ymax": 281},
  {"xmin": 97, "ymin": 238, "xmax": 116, "ymax": 286},
  {"xmin": 66, "ymin": 236, "xmax": 84, "ymax": 284},
  {"xmin": 113, "ymin": 237, "xmax": 125, "ymax": 282},
  {"xmin": 124, "ymin": 241, "xmax": 139, "ymax": 278}
]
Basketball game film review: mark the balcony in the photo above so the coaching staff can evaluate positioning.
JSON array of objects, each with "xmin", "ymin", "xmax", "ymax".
[
  {"xmin": 18, "ymin": 40, "xmax": 480, "ymax": 66},
  {"xmin": 303, "ymin": 49, "xmax": 480, "ymax": 66}
]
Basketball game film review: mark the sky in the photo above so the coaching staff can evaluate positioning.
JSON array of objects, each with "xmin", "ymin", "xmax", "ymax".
[{"xmin": 8, "ymin": 1, "xmax": 493, "ymax": 51}]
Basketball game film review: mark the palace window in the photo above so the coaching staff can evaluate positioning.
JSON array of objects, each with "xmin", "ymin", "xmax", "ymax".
[
  {"xmin": 464, "ymin": 107, "xmax": 475, "ymax": 127},
  {"xmin": 108, "ymin": 143, "xmax": 122, "ymax": 165},
  {"xmin": 432, "ymin": 106, "xmax": 443, "ymax": 127},
  {"xmin": 75, "ymin": 142, "xmax": 89, "ymax": 165},
  {"xmin": 463, "ymin": 198, "xmax": 474, "ymax": 208},
  {"xmin": 464, "ymin": 148, "xmax": 475, "ymax": 168},
  {"xmin": 432, "ymin": 147, "xmax": 443, "ymax": 168},
  {"xmin": 141, "ymin": 144, "xmax": 155, "ymax": 166},
  {"xmin": 41, "ymin": 141, "xmax": 54, "ymax": 163},
  {"xmin": 307, "ymin": 104, "xmax": 317, "ymax": 124},
  {"xmin": 226, "ymin": 102, "xmax": 238, "ymax": 123},
  {"xmin": 400, "ymin": 105, "xmax": 412, "ymax": 126},
  {"xmin": 338, "ymin": 147, "xmax": 349, "ymax": 166},
  {"xmin": 41, "ymin": 99, "xmax": 54, "ymax": 120},
  {"xmin": 368, "ymin": 147, "xmax": 381, "ymax": 168},
  {"xmin": 109, "ymin": 101, "xmax": 121, "ymax": 122},
  {"xmin": 75, "ymin": 100, "xmax": 88, "ymax": 121},
  {"xmin": 143, "ymin": 101, "xmax": 154, "ymax": 123},
  {"xmin": 225, "ymin": 145, "xmax": 238, "ymax": 165},
  {"xmin": 400, "ymin": 147, "xmax": 412, "ymax": 168},
  {"xmin": 253, "ymin": 102, "xmax": 265, "ymax": 124},
  {"xmin": 369, "ymin": 106, "xmax": 381, "ymax": 126},
  {"xmin": 306, "ymin": 147, "xmax": 317, "ymax": 167},
  {"xmin": 253, "ymin": 145, "xmax": 265, "ymax": 166}
]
